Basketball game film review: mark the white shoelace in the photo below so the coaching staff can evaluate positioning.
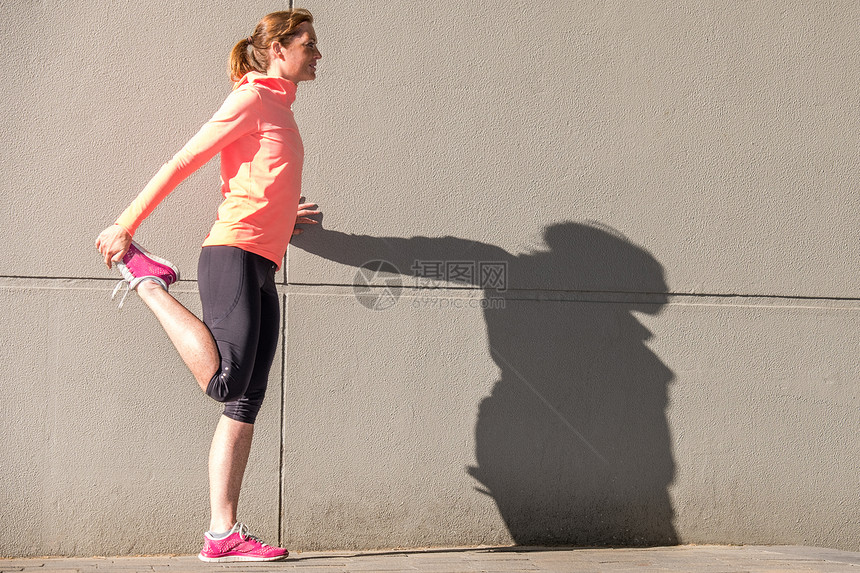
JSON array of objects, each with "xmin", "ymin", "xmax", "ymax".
[
  {"xmin": 111, "ymin": 280, "xmax": 132, "ymax": 309},
  {"xmin": 236, "ymin": 523, "xmax": 270, "ymax": 547}
]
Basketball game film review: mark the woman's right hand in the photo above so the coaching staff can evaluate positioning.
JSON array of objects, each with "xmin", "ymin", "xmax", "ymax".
[
  {"xmin": 95, "ymin": 224, "xmax": 132, "ymax": 269},
  {"xmin": 292, "ymin": 199, "xmax": 321, "ymax": 236}
]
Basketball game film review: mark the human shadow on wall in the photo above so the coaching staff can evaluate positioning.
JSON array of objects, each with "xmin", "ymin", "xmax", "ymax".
[{"xmin": 291, "ymin": 221, "xmax": 677, "ymax": 546}]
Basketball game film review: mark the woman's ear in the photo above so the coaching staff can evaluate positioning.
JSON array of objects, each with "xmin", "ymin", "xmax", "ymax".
[{"xmin": 270, "ymin": 40, "xmax": 284, "ymax": 60}]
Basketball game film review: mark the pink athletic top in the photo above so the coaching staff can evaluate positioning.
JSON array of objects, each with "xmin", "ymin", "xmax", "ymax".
[{"xmin": 116, "ymin": 72, "xmax": 304, "ymax": 268}]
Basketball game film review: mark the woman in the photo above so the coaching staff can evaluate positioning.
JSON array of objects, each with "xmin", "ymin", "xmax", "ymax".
[{"xmin": 95, "ymin": 9, "xmax": 321, "ymax": 562}]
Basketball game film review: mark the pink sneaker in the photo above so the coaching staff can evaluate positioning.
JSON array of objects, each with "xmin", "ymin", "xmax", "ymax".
[
  {"xmin": 198, "ymin": 522, "xmax": 288, "ymax": 562},
  {"xmin": 111, "ymin": 241, "xmax": 179, "ymax": 308}
]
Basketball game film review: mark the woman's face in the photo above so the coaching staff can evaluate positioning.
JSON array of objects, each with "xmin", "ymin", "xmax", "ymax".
[{"xmin": 268, "ymin": 22, "xmax": 322, "ymax": 83}]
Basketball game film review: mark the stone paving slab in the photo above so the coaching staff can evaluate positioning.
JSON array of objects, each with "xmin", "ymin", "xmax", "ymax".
[{"xmin": 1, "ymin": 545, "xmax": 859, "ymax": 573}]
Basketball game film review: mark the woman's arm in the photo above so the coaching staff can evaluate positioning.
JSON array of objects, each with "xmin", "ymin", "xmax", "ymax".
[
  {"xmin": 115, "ymin": 88, "xmax": 262, "ymax": 236},
  {"xmin": 96, "ymin": 88, "xmax": 262, "ymax": 267}
]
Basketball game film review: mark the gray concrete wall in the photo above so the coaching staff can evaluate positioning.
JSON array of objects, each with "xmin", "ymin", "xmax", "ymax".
[{"xmin": 1, "ymin": 0, "xmax": 858, "ymax": 557}]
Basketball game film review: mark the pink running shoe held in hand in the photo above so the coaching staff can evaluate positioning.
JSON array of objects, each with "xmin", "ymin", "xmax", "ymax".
[
  {"xmin": 198, "ymin": 522, "xmax": 288, "ymax": 562},
  {"xmin": 111, "ymin": 240, "xmax": 180, "ymax": 308}
]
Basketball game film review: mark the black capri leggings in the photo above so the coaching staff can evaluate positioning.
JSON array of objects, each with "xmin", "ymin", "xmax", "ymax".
[{"xmin": 198, "ymin": 245, "xmax": 279, "ymax": 425}]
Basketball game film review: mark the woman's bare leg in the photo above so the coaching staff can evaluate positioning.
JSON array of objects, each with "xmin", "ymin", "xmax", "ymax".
[
  {"xmin": 136, "ymin": 280, "xmax": 219, "ymax": 392},
  {"xmin": 135, "ymin": 281, "xmax": 253, "ymax": 533},
  {"xmin": 208, "ymin": 415, "xmax": 254, "ymax": 532}
]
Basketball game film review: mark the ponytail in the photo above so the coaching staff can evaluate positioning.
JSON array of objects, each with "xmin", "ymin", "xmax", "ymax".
[
  {"xmin": 228, "ymin": 9, "xmax": 314, "ymax": 82},
  {"xmin": 229, "ymin": 37, "xmax": 260, "ymax": 82}
]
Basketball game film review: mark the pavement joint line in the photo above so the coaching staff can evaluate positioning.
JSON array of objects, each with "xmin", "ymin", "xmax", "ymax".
[{"xmin": 2, "ymin": 546, "xmax": 860, "ymax": 572}]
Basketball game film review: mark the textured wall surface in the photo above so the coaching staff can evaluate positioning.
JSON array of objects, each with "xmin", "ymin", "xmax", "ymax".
[
  {"xmin": 0, "ymin": 285, "xmax": 282, "ymax": 555},
  {"xmin": 1, "ymin": 0, "xmax": 858, "ymax": 557}
]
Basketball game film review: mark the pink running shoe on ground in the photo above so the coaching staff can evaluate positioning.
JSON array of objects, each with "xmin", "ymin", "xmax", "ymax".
[
  {"xmin": 111, "ymin": 240, "xmax": 179, "ymax": 308},
  {"xmin": 198, "ymin": 522, "xmax": 288, "ymax": 562}
]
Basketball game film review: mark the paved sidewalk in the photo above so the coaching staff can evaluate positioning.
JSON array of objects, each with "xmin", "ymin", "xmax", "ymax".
[{"xmin": 2, "ymin": 545, "xmax": 860, "ymax": 573}]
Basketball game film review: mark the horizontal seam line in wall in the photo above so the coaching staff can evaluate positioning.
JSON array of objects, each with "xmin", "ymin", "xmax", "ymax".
[
  {"xmin": 2, "ymin": 276, "xmax": 860, "ymax": 303},
  {"xmin": 286, "ymin": 282, "xmax": 860, "ymax": 303}
]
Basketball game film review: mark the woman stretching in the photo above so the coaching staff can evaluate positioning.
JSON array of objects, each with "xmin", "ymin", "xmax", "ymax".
[{"xmin": 95, "ymin": 9, "xmax": 321, "ymax": 562}]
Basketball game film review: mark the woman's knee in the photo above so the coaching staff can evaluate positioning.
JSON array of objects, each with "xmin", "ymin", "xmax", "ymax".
[{"xmin": 205, "ymin": 369, "xmax": 250, "ymax": 403}]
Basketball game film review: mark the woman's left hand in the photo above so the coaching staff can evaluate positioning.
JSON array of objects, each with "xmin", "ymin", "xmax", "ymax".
[
  {"xmin": 95, "ymin": 224, "xmax": 133, "ymax": 269},
  {"xmin": 293, "ymin": 199, "xmax": 321, "ymax": 236}
]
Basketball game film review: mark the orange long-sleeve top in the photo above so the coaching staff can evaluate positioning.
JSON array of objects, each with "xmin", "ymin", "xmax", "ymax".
[{"xmin": 115, "ymin": 72, "xmax": 304, "ymax": 268}]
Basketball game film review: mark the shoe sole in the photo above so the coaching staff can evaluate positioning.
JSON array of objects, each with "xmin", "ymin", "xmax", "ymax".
[{"xmin": 198, "ymin": 553, "xmax": 288, "ymax": 562}]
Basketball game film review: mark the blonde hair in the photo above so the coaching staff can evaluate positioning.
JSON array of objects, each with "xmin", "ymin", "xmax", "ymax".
[{"xmin": 229, "ymin": 9, "xmax": 314, "ymax": 81}]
